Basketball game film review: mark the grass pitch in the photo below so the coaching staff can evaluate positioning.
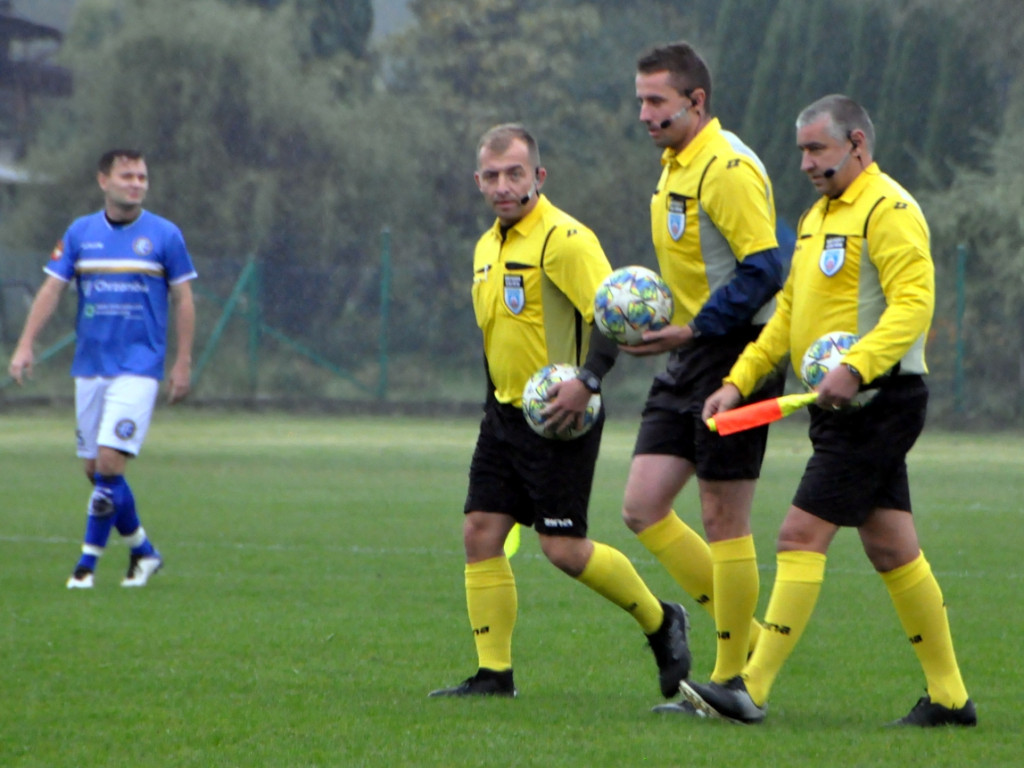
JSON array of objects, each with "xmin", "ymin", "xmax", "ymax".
[{"xmin": 0, "ymin": 410, "xmax": 1020, "ymax": 767}]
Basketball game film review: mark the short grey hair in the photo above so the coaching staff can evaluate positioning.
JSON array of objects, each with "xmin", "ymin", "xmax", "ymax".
[
  {"xmin": 476, "ymin": 123, "xmax": 541, "ymax": 169},
  {"xmin": 796, "ymin": 94, "xmax": 875, "ymax": 153}
]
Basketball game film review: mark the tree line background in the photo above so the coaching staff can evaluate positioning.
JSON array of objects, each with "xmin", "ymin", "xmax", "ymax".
[{"xmin": 1, "ymin": 0, "xmax": 1022, "ymax": 425}]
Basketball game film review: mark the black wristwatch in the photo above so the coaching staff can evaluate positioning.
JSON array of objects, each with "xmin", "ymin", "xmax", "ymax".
[
  {"xmin": 842, "ymin": 362, "xmax": 863, "ymax": 382},
  {"xmin": 576, "ymin": 368, "xmax": 601, "ymax": 393}
]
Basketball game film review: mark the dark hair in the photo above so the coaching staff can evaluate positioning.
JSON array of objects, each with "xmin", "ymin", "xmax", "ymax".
[
  {"xmin": 98, "ymin": 149, "xmax": 145, "ymax": 174},
  {"xmin": 476, "ymin": 123, "xmax": 541, "ymax": 168},
  {"xmin": 796, "ymin": 95, "xmax": 876, "ymax": 153},
  {"xmin": 637, "ymin": 42, "xmax": 713, "ymax": 113}
]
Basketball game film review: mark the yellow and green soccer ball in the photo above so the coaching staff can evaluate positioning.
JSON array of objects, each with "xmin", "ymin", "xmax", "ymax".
[
  {"xmin": 594, "ymin": 266, "xmax": 674, "ymax": 345},
  {"xmin": 521, "ymin": 363, "xmax": 601, "ymax": 440}
]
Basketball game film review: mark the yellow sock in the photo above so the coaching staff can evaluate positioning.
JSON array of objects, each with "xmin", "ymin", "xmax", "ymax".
[
  {"xmin": 636, "ymin": 511, "xmax": 714, "ymax": 609},
  {"xmin": 465, "ymin": 556, "xmax": 517, "ymax": 671},
  {"xmin": 881, "ymin": 552, "xmax": 970, "ymax": 709},
  {"xmin": 636, "ymin": 511, "xmax": 761, "ymax": 654},
  {"xmin": 744, "ymin": 551, "xmax": 826, "ymax": 706},
  {"xmin": 576, "ymin": 541, "xmax": 663, "ymax": 634},
  {"xmin": 709, "ymin": 535, "xmax": 759, "ymax": 683}
]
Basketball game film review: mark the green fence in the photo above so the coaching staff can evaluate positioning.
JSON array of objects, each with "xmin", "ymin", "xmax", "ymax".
[
  {"xmin": 0, "ymin": 241, "xmax": 1007, "ymax": 425},
  {"xmin": 0, "ymin": 230, "xmax": 400, "ymax": 403}
]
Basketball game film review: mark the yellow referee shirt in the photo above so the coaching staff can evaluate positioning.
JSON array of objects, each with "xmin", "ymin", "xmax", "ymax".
[
  {"xmin": 651, "ymin": 118, "xmax": 778, "ymax": 327},
  {"xmin": 472, "ymin": 195, "xmax": 612, "ymax": 406},
  {"xmin": 727, "ymin": 163, "xmax": 934, "ymax": 395}
]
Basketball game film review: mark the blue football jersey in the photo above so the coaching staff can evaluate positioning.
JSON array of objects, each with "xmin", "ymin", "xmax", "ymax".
[{"xmin": 45, "ymin": 209, "xmax": 197, "ymax": 379}]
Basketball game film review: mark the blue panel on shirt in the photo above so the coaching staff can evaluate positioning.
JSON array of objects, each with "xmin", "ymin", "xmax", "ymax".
[
  {"xmin": 692, "ymin": 247, "xmax": 785, "ymax": 337},
  {"xmin": 45, "ymin": 209, "xmax": 197, "ymax": 379}
]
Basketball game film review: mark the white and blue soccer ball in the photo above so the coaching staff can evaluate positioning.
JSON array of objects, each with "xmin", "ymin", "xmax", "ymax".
[
  {"xmin": 800, "ymin": 331, "xmax": 860, "ymax": 389},
  {"xmin": 594, "ymin": 266, "xmax": 674, "ymax": 345},
  {"xmin": 521, "ymin": 363, "xmax": 602, "ymax": 440}
]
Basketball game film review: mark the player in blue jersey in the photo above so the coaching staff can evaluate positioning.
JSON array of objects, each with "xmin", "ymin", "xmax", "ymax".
[{"xmin": 8, "ymin": 149, "xmax": 197, "ymax": 589}]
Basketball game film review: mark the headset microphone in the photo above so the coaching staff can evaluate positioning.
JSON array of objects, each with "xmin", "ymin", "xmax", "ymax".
[
  {"xmin": 823, "ymin": 141, "xmax": 858, "ymax": 179},
  {"xmin": 659, "ymin": 106, "xmax": 689, "ymax": 130},
  {"xmin": 659, "ymin": 91, "xmax": 699, "ymax": 129},
  {"xmin": 822, "ymin": 157, "xmax": 845, "ymax": 179},
  {"xmin": 520, "ymin": 171, "xmax": 541, "ymax": 205}
]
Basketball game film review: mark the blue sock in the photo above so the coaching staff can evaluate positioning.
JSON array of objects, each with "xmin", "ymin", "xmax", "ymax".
[
  {"xmin": 76, "ymin": 478, "xmax": 117, "ymax": 572},
  {"xmin": 107, "ymin": 474, "xmax": 156, "ymax": 557}
]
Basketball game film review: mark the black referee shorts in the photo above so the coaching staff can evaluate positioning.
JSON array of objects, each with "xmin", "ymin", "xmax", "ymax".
[
  {"xmin": 633, "ymin": 327, "xmax": 784, "ymax": 481},
  {"xmin": 793, "ymin": 376, "xmax": 928, "ymax": 527},
  {"xmin": 464, "ymin": 402, "xmax": 603, "ymax": 538}
]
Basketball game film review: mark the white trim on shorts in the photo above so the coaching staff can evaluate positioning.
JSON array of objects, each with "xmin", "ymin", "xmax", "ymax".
[{"xmin": 75, "ymin": 375, "xmax": 159, "ymax": 459}]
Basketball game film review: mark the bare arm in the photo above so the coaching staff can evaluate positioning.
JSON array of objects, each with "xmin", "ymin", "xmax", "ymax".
[
  {"xmin": 8, "ymin": 275, "xmax": 68, "ymax": 384},
  {"xmin": 166, "ymin": 280, "xmax": 195, "ymax": 404}
]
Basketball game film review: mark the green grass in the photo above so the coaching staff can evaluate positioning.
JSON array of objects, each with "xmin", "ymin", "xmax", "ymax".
[{"xmin": 0, "ymin": 410, "xmax": 1020, "ymax": 767}]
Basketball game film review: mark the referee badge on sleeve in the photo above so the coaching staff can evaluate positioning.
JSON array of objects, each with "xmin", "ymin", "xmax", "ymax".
[
  {"xmin": 819, "ymin": 236, "xmax": 847, "ymax": 277},
  {"xmin": 504, "ymin": 275, "xmax": 525, "ymax": 314},
  {"xmin": 667, "ymin": 195, "xmax": 686, "ymax": 241}
]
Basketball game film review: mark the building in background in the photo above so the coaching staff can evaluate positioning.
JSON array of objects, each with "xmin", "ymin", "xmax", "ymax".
[{"xmin": 0, "ymin": 0, "xmax": 71, "ymax": 181}]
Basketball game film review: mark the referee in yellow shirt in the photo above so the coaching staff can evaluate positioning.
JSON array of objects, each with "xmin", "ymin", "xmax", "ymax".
[
  {"xmin": 429, "ymin": 123, "xmax": 690, "ymax": 700},
  {"xmin": 682, "ymin": 94, "xmax": 975, "ymax": 727},
  {"xmin": 623, "ymin": 42, "xmax": 786, "ymax": 712}
]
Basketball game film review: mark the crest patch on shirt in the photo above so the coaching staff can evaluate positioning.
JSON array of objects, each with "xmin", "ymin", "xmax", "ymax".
[
  {"xmin": 667, "ymin": 195, "xmax": 686, "ymax": 241},
  {"xmin": 504, "ymin": 275, "xmax": 525, "ymax": 314},
  {"xmin": 132, "ymin": 237, "xmax": 154, "ymax": 257},
  {"xmin": 50, "ymin": 240, "xmax": 64, "ymax": 260},
  {"xmin": 819, "ymin": 235, "xmax": 846, "ymax": 277}
]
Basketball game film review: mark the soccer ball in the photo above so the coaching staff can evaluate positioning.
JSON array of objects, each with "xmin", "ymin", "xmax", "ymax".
[
  {"xmin": 800, "ymin": 331, "xmax": 860, "ymax": 389},
  {"xmin": 594, "ymin": 266, "xmax": 674, "ymax": 345},
  {"xmin": 521, "ymin": 363, "xmax": 602, "ymax": 440}
]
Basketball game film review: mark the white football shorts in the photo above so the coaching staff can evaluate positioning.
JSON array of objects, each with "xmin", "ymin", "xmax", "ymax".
[{"xmin": 75, "ymin": 375, "xmax": 160, "ymax": 459}]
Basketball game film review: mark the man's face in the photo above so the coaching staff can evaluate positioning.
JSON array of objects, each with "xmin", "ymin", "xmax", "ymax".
[
  {"xmin": 99, "ymin": 157, "xmax": 148, "ymax": 212},
  {"xmin": 474, "ymin": 139, "xmax": 543, "ymax": 226},
  {"xmin": 636, "ymin": 70, "xmax": 698, "ymax": 150},
  {"xmin": 797, "ymin": 116, "xmax": 856, "ymax": 198}
]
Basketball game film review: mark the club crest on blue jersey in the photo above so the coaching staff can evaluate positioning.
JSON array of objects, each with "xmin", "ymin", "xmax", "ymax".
[
  {"xmin": 667, "ymin": 195, "xmax": 686, "ymax": 241},
  {"xmin": 114, "ymin": 419, "xmax": 137, "ymax": 440},
  {"xmin": 819, "ymin": 236, "xmax": 846, "ymax": 277},
  {"xmin": 504, "ymin": 275, "xmax": 525, "ymax": 314},
  {"xmin": 132, "ymin": 237, "xmax": 154, "ymax": 257}
]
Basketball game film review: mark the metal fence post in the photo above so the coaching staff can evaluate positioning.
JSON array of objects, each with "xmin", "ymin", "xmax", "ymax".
[{"xmin": 378, "ymin": 227, "xmax": 391, "ymax": 400}]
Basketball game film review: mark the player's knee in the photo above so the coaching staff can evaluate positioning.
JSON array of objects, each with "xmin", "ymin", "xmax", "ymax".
[
  {"xmin": 622, "ymin": 499, "xmax": 660, "ymax": 533},
  {"xmin": 462, "ymin": 512, "xmax": 508, "ymax": 559},
  {"xmin": 863, "ymin": 540, "xmax": 917, "ymax": 573},
  {"xmin": 776, "ymin": 523, "xmax": 829, "ymax": 554},
  {"xmin": 622, "ymin": 476, "xmax": 672, "ymax": 531},
  {"xmin": 622, "ymin": 507, "xmax": 643, "ymax": 533},
  {"xmin": 95, "ymin": 447, "xmax": 130, "ymax": 477},
  {"xmin": 701, "ymin": 510, "xmax": 750, "ymax": 542},
  {"xmin": 462, "ymin": 512, "xmax": 492, "ymax": 541},
  {"xmin": 538, "ymin": 536, "xmax": 587, "ymax": 576}
]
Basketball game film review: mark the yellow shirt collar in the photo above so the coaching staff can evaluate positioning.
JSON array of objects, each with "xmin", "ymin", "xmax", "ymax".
[
  {"xmin": 660, "ymin": 117, "xmax": 722, "ymax": 168},
  {"xmin": 832, "ymin": 162, "xmax": 883, "ymax": 205},
  {"xmin": 488, "ymin": 194, "xmax": 550, "ymax": 239}
]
